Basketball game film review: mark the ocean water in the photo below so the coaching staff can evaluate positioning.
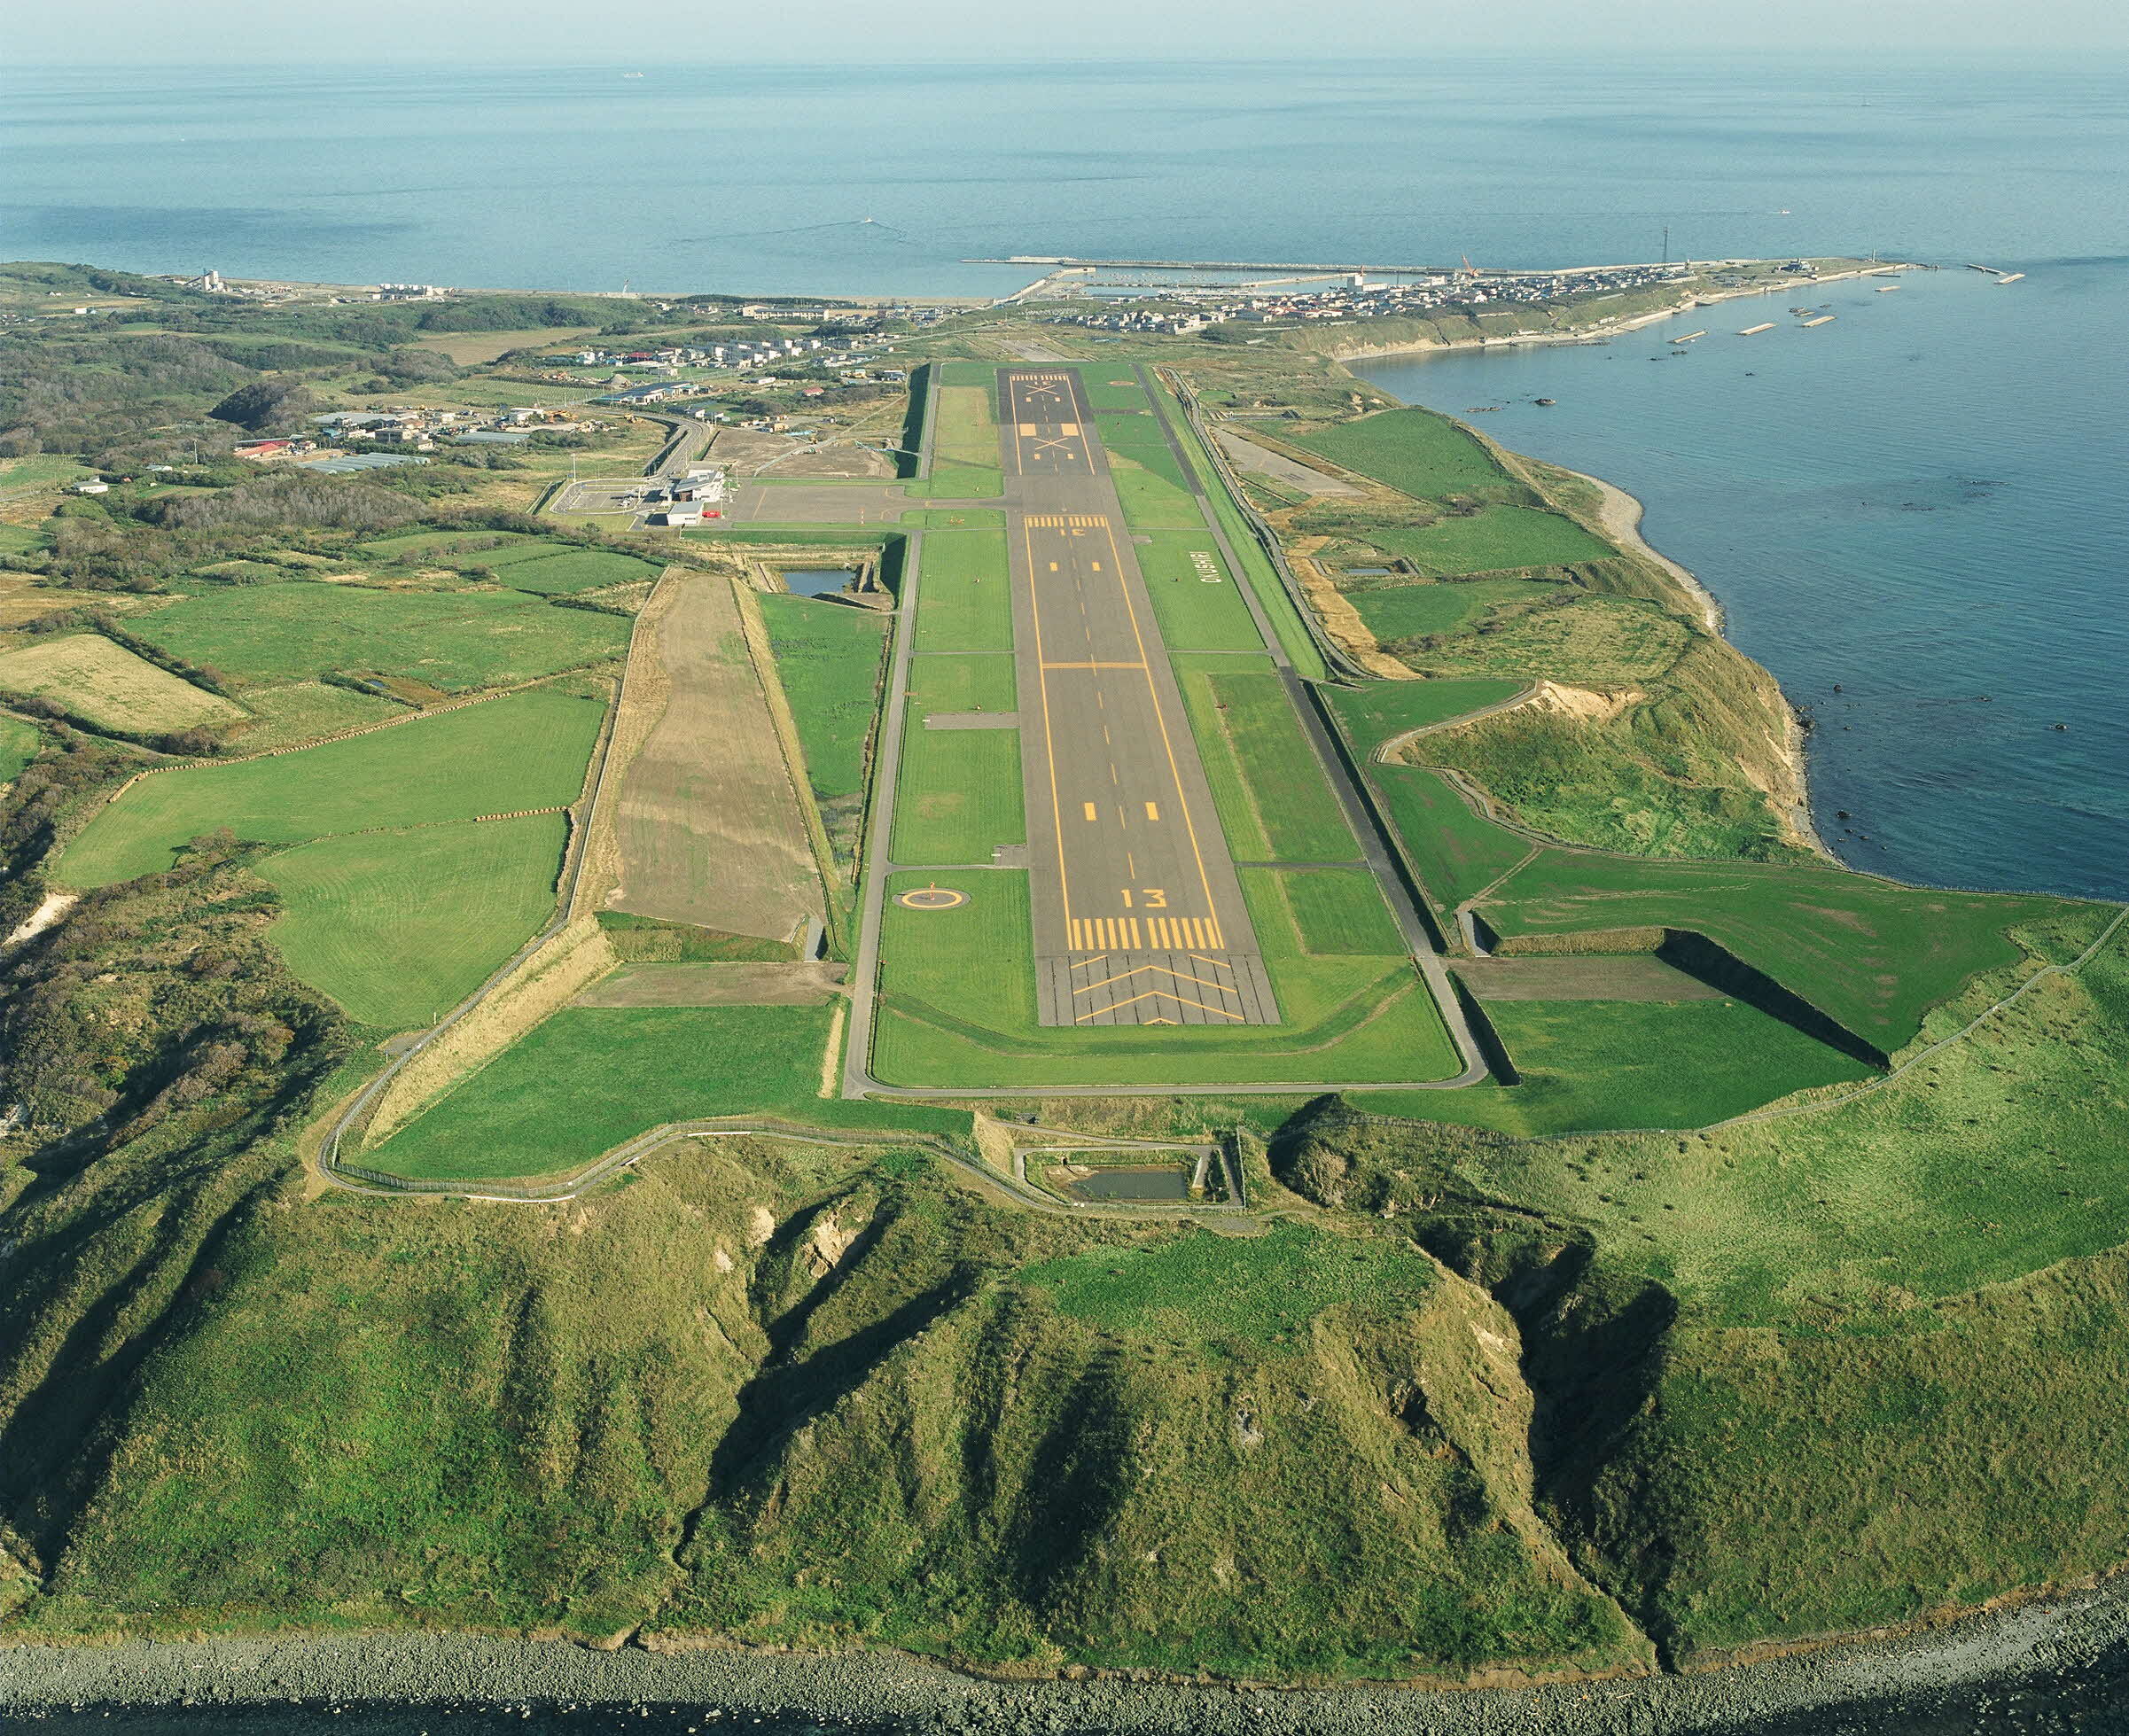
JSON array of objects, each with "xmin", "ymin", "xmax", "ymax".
[{"xmin": 1353, "ymin": 258, "xmax": 2129, "ymax": 900}]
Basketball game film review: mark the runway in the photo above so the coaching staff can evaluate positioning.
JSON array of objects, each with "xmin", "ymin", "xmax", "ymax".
[{"xmin": 998, "ymin": 370, "xmax": 1279, "ymax": 1027}]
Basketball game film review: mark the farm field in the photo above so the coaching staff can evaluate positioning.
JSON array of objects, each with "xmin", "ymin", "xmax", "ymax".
[
  {"xmin": 128, "ymin": 581, "xmax": 629, "ymax": 692},
  {"xmin": 0, "ymin": 634, "xmax": 243, "ymax": 734},
  {"xmin": 1481, "ymin": 851, "xmax": 2086, "ymax": 1055},
  {"xmin": 355, "ymin": 530, "xmax": 541, "ymax": 561},
  {"xmin": 0, "ymin": 453, "xmax": 90, "ymax": 499},
  {"xmin": 266, "ymin": 814, "xmax": 566, "ymax": 1030},
  {"xmin": 606, "ymin": 572, "xmax": 823, "ymax": 943},
  {"xmin": 1172, "ymin": 658, "xmax": 1357, "ymax": 863},
  {"xmin": 870, "ymin": 868, "xmax": 1459, "ymax": 1087},
  {"xmin": 363, "ymin": 1003, "xmax": 964, "ymax": 1181},
  {"xmin": 1135, "ymin": 532, "xmax": 1264, "ymax": 651},
  {"xmin": 912, "ymin": 525, "xmax": 1013, "ymax": 653},
  {"xmin": 227, "ymin": 680, "xmax": 405, "ymax": 751},
  {"xmin": 475, "ymin": 549, "xmax": 663, "ymax": 595},
  {"xmin": 1290, "ymin": 408, "xmax": 1525, "ymax": 503},
  {"xmin": 59, "ymin": 687, "xmax": 605, "ymax": 885},
  {"xmin": 1348, "ymin": 577, "xmax": 1566, "ymax": 641},
  {"xmin": 1364, "ymin": 506, "xmax": 1613, "ymax": 579}
]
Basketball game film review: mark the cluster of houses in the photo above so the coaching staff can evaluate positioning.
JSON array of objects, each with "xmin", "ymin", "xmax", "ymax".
[
  {"xmin": 1049, "ymin": 261, "xmax": 1762, "ymax": 333},
  {"xmin": 565, "ymin": 331, "xmax": 909, "ymax": 384},
  {"xmin": 224, "ymin": 405, "xmax": 594, "ymax": 466}
]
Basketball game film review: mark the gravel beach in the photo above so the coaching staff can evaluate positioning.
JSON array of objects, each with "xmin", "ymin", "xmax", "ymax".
[{"xmin": 7, "ymin": 1573, "xmax": 2129, "ymax": 1734}]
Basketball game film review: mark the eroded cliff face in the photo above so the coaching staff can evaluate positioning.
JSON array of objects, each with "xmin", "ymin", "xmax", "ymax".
[
  {"xmin": 0, "ymin": 1013, "xmax": 1649, "ymax": 1685},
  {"xmin": 665, "ymin": 1179, "xmax": 1646, "ymax": 1682}
]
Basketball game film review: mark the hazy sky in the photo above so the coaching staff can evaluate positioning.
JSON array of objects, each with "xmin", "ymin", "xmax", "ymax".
[{"xmin": 12, "ymin": 0, "xmax": 2128, "ymax": 62}]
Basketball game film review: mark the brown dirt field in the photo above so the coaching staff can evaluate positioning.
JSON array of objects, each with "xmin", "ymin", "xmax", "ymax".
[
  {"xmin": 573, "ymin": 961, "xmax": 846, "ymax": 1007},
  {"xmin": 1456, "ymin": 955, "xmax": 1724, "ymax": 1002},
  {"xmin": 0, "ymin": 634, "xmax": 245, "ymax": 731},
  {"xmin": 1290, "ymin": 546, "xmax": 1415, "ymax": 680},
  {"xmin": 401, "ymin": 327, "xmax": 601, "ymax": 366},
  {"xmin": 604, "ymin": 571, "xmax": 823, "ymax": 942}
]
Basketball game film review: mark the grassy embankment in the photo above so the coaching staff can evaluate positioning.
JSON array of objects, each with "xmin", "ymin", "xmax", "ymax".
[{"xmin": 58, "ymin": 688, "xmax": 605, "ymax": 1029}]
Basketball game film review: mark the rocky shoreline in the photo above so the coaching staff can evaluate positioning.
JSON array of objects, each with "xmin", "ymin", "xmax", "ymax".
[{"xmin": 7, "ymin": 1572, "xmax": 2129, "ymax": 1732}]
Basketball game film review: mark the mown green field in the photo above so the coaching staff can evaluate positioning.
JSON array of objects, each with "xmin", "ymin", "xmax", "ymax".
[
  {"xmin": 1365, "ymin": 507, "xmax": 1614, "ymax": 579},
  {"xmin": 1322, "ymin": 677, "xmax": 1525, "ymax": 747},
  {"xmin": 129, "ymin": 582, "xmax": 628, "ymax": 691},
  {"xmin": 365, "ymin": 1004, "xmax": 963, "ymax": 1181},
  {"xmin": 1173, "ymin": 659, "xmax": 1356, "ymax": 862},
  {"xmin": 1361, "ymin": 993, "xmax": 1877, "ymax": 1139},
  {"xmin": 1370, "ymin": 763, "xmax": 1535, "ymax": 909},
  {"xmin": 1109, "ymin": 458, "xmax": 1205, "ymax": 530},
  {"xmin": 913, "ymin": 526, "xmax": 1014, "ymax": 654},
  {"xmin": 61, "ymin": 688, "xmax": 604, "ymax": 885},
  {"xmin": 1135, "ymin": 533, "xmax": 1264, "ymax": 651},
  {"xmin": 907, "ymin": 651, "xmax": 1015, "ymax": 714},
  {"xmin": 1291, "ymin": 408, "xmax": 1525, "ymax": 502},
  {"xmin": 889, "ymin": 714, "xmax": 1025, "ymax": 866},
  {"xmin": 1094, "ymin": 407, "xmax": 1196, "ymax": 494},
  {"xmin": 1277, "ymin": 866, "xmax": 1407, "ymax": 955},
  {"xmin": 871, "ymin": 868, "xmax": 1459, "ymax": 1087},
  {"xmin": 267, "ymin": 814, "xmax": 565, "ymax": 1030},
  {"xmin": 1145, "ymin": 383, "xmax": 1329, "ymax": 680},
  {"xmin": 1349, "ymin": 577, "xmax": 1565, "ymax": 641},
  {"xmin": 1483, "ymin": 851, "xmax": 2083, "ymax": 1055},
  {"xmin": 759, "ymin": 595, "xmax": 888, "ymax": 804}
]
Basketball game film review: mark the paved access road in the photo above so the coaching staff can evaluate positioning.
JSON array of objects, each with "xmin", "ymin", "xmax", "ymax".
[{"xmin": 999, "ymin": 370, "xmax": 1278, "ymax": 1027}]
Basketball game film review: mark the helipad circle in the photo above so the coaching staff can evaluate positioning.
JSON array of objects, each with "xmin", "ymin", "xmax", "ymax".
[{"xmin": 896, "ymin": 886, "xmax": 969, "ymax": 911}]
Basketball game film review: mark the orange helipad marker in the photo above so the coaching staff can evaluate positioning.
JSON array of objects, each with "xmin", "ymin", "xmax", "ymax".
[{"xmin": 895, "ymin": 884, "xmax": 969, "ymax": 911}]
